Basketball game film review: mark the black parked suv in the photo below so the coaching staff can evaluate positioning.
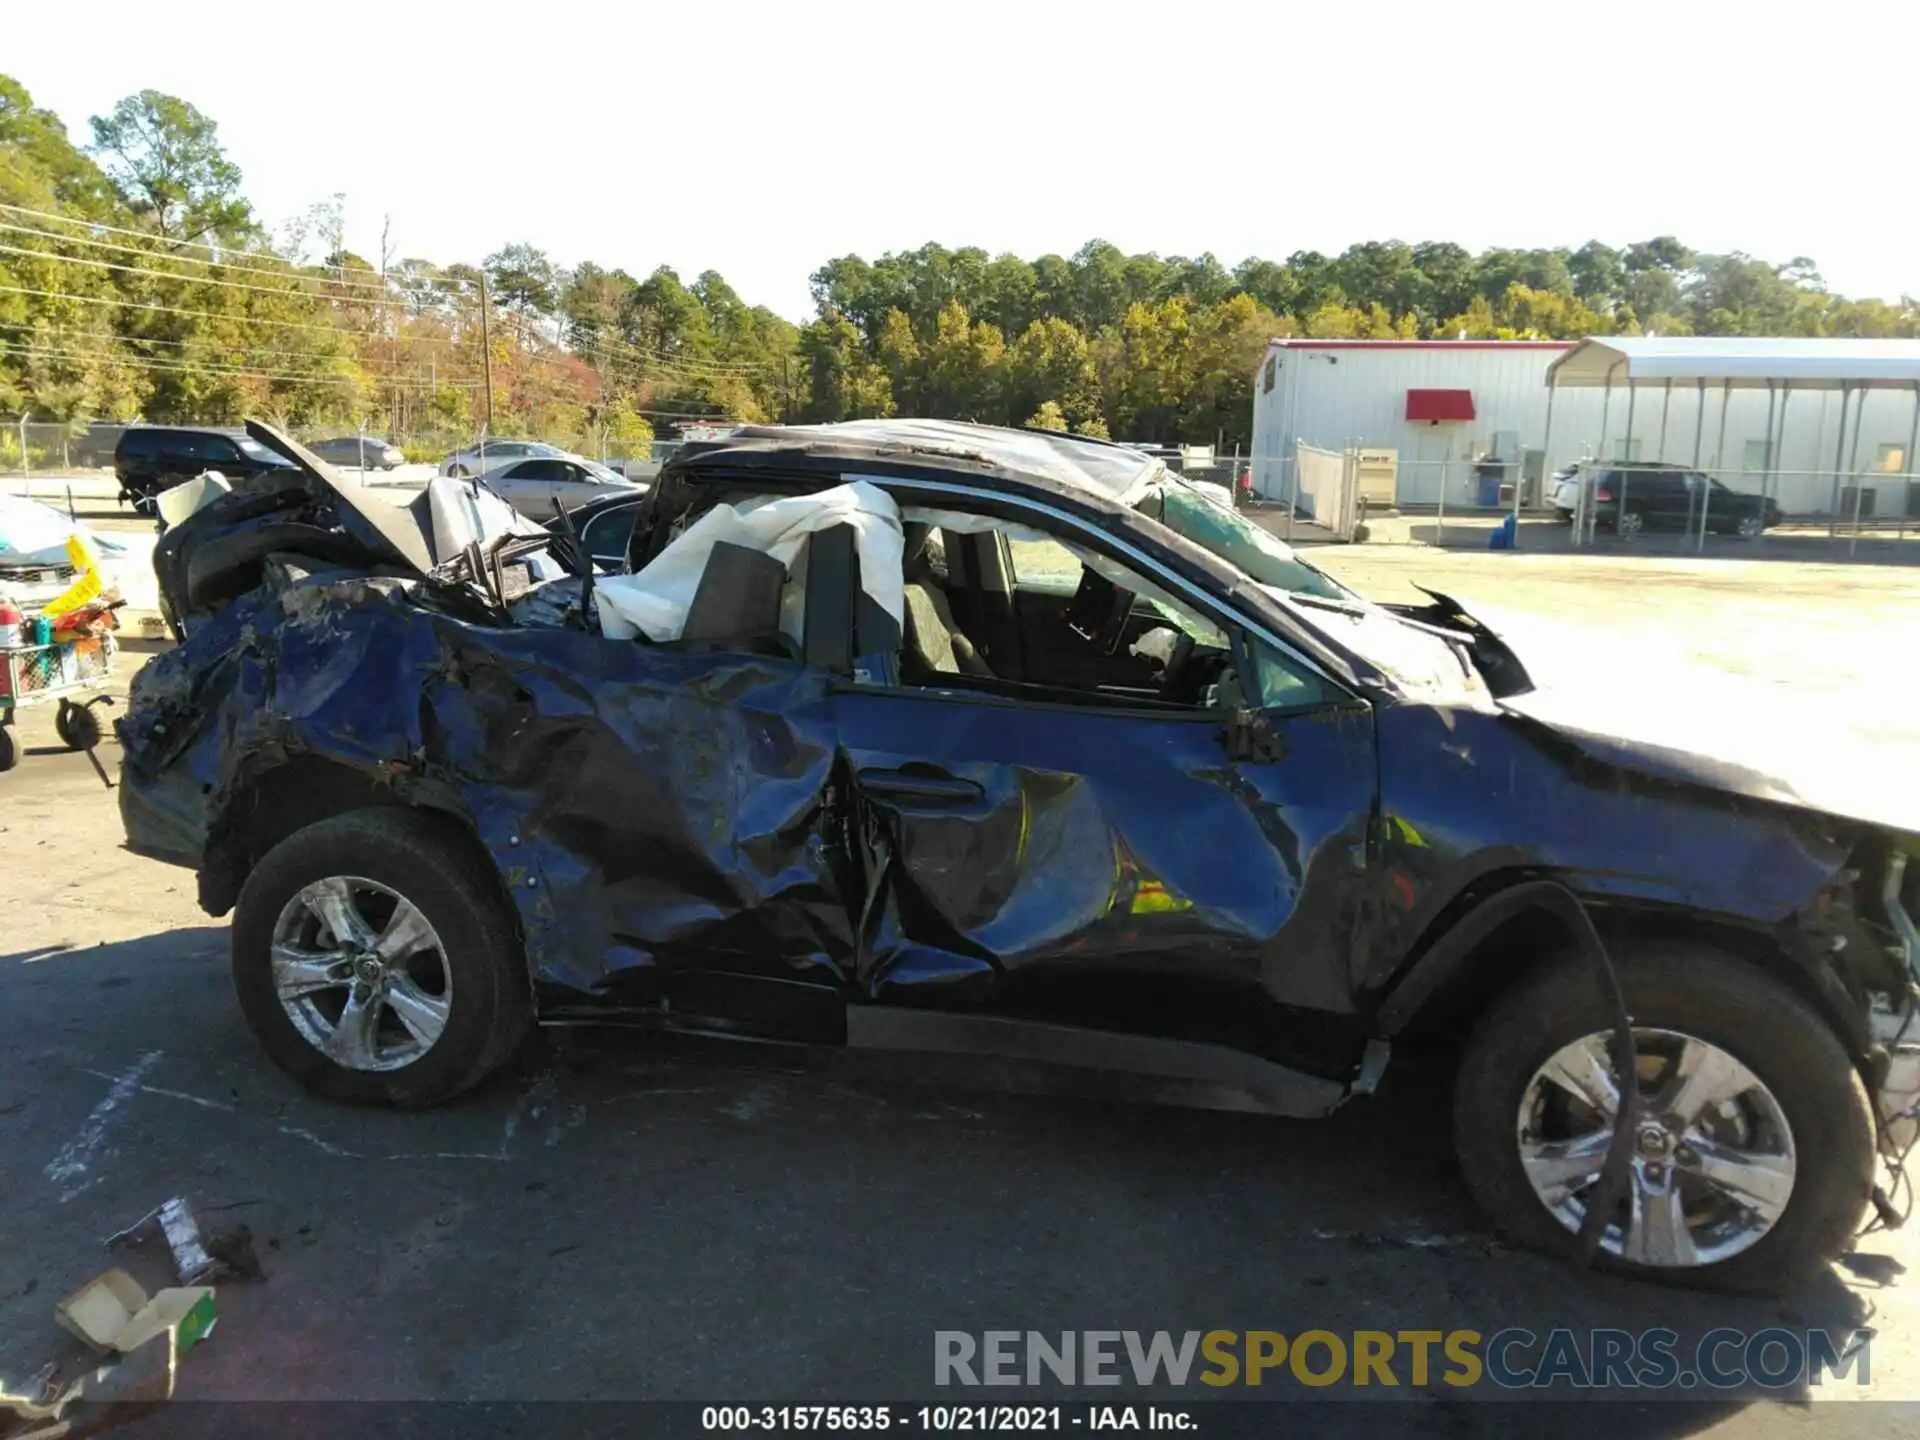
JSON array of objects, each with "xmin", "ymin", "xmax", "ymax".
[
  {"xmin": 114, "ymin": 426, "xmax": 297, "ymax": 513},
  {"xmin": 1591, "ymin": 466, "xmax": 1783, "ymax": 538}
]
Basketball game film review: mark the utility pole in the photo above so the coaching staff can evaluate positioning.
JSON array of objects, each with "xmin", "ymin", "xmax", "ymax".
[{"xmin": 478, "ymin": 271, "xmax": 496, "ymax": 436}]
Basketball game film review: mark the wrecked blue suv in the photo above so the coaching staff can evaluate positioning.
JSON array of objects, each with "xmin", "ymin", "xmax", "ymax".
[{"xmin": 118, "ymin": 420, "xmax": 1919, "ymax": 1293}]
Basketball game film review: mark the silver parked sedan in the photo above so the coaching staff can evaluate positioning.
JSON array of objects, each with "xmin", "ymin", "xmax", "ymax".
[
  {"xmin": 440, "ymin": 439, "xmax": 569, "ymax": 477},
  {"xmin": 310, "ymin": 435, "xmax": 406, "ymax": 470},
  {"xmin": 478, "ymin": 455, "xmax": 645, "ymax": 519}
]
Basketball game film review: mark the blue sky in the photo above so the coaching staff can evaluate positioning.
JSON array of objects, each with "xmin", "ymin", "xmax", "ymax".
[{"xmin": 13, "ymin": 0, "xmax": 1917, "ymax": 320}]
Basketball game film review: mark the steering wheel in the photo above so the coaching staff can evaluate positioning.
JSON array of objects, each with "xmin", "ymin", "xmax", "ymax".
[{"xmin": 1157, "ymin": 631, "xmax": 1198, "ymax": 700}]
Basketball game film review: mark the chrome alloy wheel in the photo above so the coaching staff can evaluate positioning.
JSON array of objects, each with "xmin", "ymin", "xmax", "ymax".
[
  {"xmin": 270, "ymin": 876, "xmax": 453, "ymax": 1072},
  {"xmin": 1516, "ymin": 1028, "xmax": 1797, "ymax": 1268}
]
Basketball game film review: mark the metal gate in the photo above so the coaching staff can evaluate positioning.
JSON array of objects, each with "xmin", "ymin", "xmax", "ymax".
[{"xmin": 1294, "ymin": 442, "xmax": 1360, "ymax": 542}]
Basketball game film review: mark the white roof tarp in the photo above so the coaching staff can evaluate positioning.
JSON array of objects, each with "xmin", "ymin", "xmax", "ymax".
[{"xmin": 1548, "ymin": 337, "xmax": 1920, "ymax": 390}]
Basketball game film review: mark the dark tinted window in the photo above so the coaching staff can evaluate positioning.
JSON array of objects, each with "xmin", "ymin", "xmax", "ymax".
[
  {"xmin": 118, "ymin": 429, "xmax": 159, "ymax": 457},
  {"xmin": 180, "ymin": 433, "xmax": 241, "ymax": 463},
  {"xmin": 580, "ymin": 505, "xmax": 640, "ymax": 562}
]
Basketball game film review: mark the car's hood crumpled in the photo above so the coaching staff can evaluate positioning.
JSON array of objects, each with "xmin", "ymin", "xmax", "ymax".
[{"xmin": 1500, "ymin": 690, "xmax": 1920, "ymax": 837}]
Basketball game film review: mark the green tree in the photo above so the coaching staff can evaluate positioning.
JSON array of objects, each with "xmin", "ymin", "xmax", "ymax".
[
  {"xmin": 1005, "ymin": 315, "xmax": 1097, "ymax": 431},
  {"xmin": 561, "ymin": 262, "xmax": 632, "ymax": 337},
  {"xmin": 88, "ymin": 90, "xmax": 250, "ymax": 243},
  {"xmin": 1410, "ymin": 242, "xmax": 1477, "ymax": 324},
  {"xmin": 799, "ymin": 313, "xmax": 892, "ymax": 421},
  {"xmin": 1568, "ymin": 241, "xmax": 1625, "ymax": 306},
  {"xmin": 875, "ymin": 308, "xmax": 921, "ymax": 413},
  {"xmin": 1, "ymin": 76, "xmax": 116, "ymax": 216},
  {"xmin": 1026, "ymin": 399, "xmax": 1068, "ymax": 431},
  {"xmin": 485, "ymin": 243, "xmax": 559, "ymax": 321},
  {"xmin": 919, "ymin": 299, "xmax": 1004, "ymax": 420}
]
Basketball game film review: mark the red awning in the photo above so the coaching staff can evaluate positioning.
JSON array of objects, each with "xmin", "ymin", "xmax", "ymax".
[{"xmin": 1405, "ymin": 388, "xmax": 1476, "ymax": 422}]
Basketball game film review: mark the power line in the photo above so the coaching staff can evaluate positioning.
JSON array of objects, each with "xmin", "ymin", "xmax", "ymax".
[
  {"xmin": 30, "ymin": 322, "xmax": 436, "ymax": 366},
  {"xmin": 572, "ymin": 337, "xmax": 777, "ymax": 384},
  {"xmin": 2, "ymin": 281, "xmax": 746, "ymax": 387},
  {"xmin": 3, "ymin": 337, "xmax": 733, "ymax": 420},
  {"xmin": 0, "ymin": 201, "xmax": 398, "ymax": 291},
  {"xmin": 0, "ymin": 217, "xmax": 399, "ymax": 298},
  {"xmin": 579, "ymin": 328, "xmax": 770, "ymax": 374},
  {"xmin": 1, "ymin": 339, "xmax": 482, "ymax": 389},
  {"xmin": 0, "ymin": 280, "xmax": 400, "ymax": 339},
  {"xmin": 6, "ymin": 209, "xmax": 786, "ymax": 378},
  {"xmin": 0, "ymin": 339, "xmax": 470, "ymax": 388},
  {"xmin": 0, "ymin": 239, "xmax": 401, "ymax": 305}
]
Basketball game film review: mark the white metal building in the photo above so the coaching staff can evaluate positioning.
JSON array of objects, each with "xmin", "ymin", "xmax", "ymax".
[{"xmin": 1249, "ymin": 338, "xmax": 1920, "ymax": 518}]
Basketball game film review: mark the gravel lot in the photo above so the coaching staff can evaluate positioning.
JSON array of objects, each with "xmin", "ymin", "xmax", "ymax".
[{"xmin": 1, "ymin": 532, "xmax": 1916, "ymax": 1432}]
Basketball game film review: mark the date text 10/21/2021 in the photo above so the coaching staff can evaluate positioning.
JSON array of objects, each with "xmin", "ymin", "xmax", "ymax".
[{"xmin": 701, "ymin": 1407, "xmax": 1191, "ymax": 1431}]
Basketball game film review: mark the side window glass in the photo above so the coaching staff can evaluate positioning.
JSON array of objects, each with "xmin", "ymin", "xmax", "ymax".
[
  {"xmin": 1248, "ymin": 639, "xmax": 1329, "ymax": 711},
  {"xmin": 581, "ymin": 507, "xmax": 638, "ymax": 564},
  {"xmin": 1005, "ymin": 538, "xmax": 1083, "ymax": 595}
]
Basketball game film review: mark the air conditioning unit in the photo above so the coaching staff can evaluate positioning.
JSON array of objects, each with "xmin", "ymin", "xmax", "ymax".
[{"xmin": 1355, "ymin": 448, "xmax": 1399, "ymax": 507}]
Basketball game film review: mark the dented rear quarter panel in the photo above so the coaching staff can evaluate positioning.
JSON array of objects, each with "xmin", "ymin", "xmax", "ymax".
[{"xmin": 119, "ymin": 574, "xmax": 856, "ymax": 1005}]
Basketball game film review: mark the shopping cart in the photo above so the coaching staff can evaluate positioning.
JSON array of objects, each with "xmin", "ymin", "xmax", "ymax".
[{"xmin": 0, "ymin": 630, "xmax": 119, "ymax": 778}]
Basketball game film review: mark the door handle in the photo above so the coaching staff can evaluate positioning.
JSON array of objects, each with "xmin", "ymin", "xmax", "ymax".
[{"xmin": 856, "ymin": 767, "xmax": 984, "ymax": 806}]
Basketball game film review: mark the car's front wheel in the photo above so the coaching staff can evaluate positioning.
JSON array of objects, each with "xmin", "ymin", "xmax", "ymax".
[
  {"xmin": 231, "ymin": 808, "xmax": 530, "ymax": 1106},
  {"xmin": 446, "ymin": 464, "xmax": 469, "ymax": 479},
  {"xmin": 1453, "ymin": 941, "xmax": 1873, "ymax": 1292}
]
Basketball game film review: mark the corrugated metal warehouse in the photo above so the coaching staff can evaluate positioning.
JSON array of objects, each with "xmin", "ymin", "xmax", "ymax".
[{"xmin": 1248, "ymin": 339, "xmax": 1920, "ymax": 517}]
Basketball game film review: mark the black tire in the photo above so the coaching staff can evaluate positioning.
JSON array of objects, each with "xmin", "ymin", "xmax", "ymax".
[
  {"xmin": 0, "ymin": 725, "xmax": 16, "ymax": 772},
  {"xmin": 447, "ymin": 464, "xmax": 469, "ymax": 479},
  {"xmin": 231, "ymin": 808, "xmax": 531, "ymax": 1107},
  {"xmin": 1453, "ymin": 940, "xmax": 1874, "ymax": 1293},
  {"xmin": 56, "ymin": 703, "xmax": 101, "ymax": 751}
]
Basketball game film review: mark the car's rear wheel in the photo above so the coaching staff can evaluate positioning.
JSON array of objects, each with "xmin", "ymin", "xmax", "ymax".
[
  {"xmin": 231, "ymin": 808, "xmax": 530, "ymax": 1107},
  {"xmin": 1452, "ymin": 940, "xmax": 1873, "ymax": 1292},
  {"xmin": 447, "ymin": 464, "xmax": 469, "ymax": 479},
  {"xmin": 1616, "ymin": 509, "xmax": 1645, "ymax": 538}
]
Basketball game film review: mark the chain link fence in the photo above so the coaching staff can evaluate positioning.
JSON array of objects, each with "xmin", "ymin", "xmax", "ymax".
[{"xmin": 1240, "ymin": 438, "xmax": 1920, "ymax": 556}]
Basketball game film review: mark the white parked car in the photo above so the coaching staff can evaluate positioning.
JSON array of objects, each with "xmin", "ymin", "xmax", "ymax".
[
  {"xmin": 477, "ymin": 455, "xmax": 646, "ymax": 520},
  {"xmin": 440, "ymin": 440, "xmax": 573, "ymax": 478}
]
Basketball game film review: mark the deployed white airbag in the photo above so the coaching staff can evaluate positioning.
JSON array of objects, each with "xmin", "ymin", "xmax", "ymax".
[{"xmin": 597, "ymin": 481, "xmax": 904, "ymax": 642}]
